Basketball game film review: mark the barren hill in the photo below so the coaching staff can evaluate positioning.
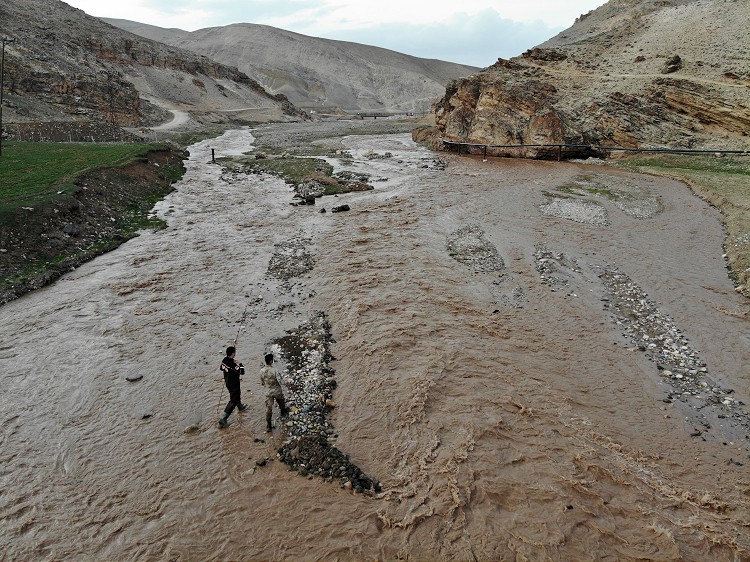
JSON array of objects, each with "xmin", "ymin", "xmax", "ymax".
[
  {"xmin": 0, "ymin": 0, "xmax": 305, "ymax": 129},
  {"xmin": 104, "ymin": 19, "xmax": 480, "ymax": 114},
  {"xmin": 434, "ymin": 0, "xmax": 750, "ymax": 154}
]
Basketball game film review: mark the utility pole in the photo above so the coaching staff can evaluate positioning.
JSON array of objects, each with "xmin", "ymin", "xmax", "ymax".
[{"xmin": 0, "ymin": 37, "xmax": 15, "ymax": 157}]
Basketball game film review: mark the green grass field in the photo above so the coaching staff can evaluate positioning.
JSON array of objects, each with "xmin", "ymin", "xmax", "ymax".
[
  {"xmin": 0, "ymin": 141, "xmax": 164, "ymax": 212},
  {"xmin": 228, "ymin": 154, "xmax": 375, "ymax": 196},
  {"xmin": 232, "ymin": 155, "xmax": 334, "ymax": 186},
  {"xmin": 0, "ymin": 140, "xmax": 184, "ymax": 304}
]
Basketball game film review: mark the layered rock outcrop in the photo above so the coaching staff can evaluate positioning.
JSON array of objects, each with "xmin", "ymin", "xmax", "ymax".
[
  {"xmin": 0, "ymin": 0, "xmax": 306, "ymax": 126},
  {"xmin": 434, "ymin": 0, "xmax": 750, "ymax": 157}
]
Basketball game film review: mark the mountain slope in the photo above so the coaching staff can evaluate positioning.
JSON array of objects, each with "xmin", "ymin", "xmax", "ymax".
[
  {"xmin": 104, "ymin": 20, "xmax": 480, "ymax": 114},
  {"xmin": 0, "ymin": 0, "xmax": 305, "ymax": 128},
  {"xmin": 434, "ymin": 0, "xmax": 750, "ymax": 154}
]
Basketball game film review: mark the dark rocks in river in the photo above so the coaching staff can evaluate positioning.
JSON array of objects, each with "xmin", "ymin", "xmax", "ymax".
[{"xmin": 273, "ymin": 311, "xmax": 380, "ymax": 493}]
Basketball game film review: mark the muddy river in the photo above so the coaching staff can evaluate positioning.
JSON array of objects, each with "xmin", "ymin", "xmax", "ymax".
[{"xmin": 1, "ymin": 125, "xmax": 748, "ymax": 560}]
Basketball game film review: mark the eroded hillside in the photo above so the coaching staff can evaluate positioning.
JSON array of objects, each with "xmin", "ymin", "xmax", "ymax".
[
  {"xmin": 104, "ymin": 20, "xmax": 479, "ymax": 114},
  {"xmin": 434, "ymin": 0, "xmax": 750, "ymax": 154},
  {"xmin": 0, "ymin": 0, "xmax": 305, "ymax": 127}
]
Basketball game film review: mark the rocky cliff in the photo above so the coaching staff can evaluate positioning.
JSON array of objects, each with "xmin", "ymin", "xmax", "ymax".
[
  {"xmin": 434, "ymin": 0, "xmax": 750, "ymax": 156},
  {"xmin": 0, "ymin": 0, "xmax": 305, "ymax": 127}
]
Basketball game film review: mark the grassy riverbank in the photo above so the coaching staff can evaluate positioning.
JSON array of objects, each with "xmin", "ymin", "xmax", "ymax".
[
  {"xmin": 0, "ymin": 142, "xmax": 171, "ymax": 212},
  {"xmin": 0, "ymin": 141, "xmax": 186, "ymax": 304},
  {"xmin": 619, "ymin": 154, "xmax": 750, "ymax": 298}
]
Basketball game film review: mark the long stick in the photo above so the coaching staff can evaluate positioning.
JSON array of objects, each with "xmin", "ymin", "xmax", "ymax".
[
  {"xmin": 234, "ymin": 303, "xmax": 249, "ymax": 346},
  {"xmin": 216, "ymin": 303, "xmax": 250, "ymax": 415}
]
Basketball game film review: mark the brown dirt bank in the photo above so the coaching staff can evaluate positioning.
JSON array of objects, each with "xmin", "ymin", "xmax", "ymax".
[{"xmin": 0, "ymin": 147, "xmax": 186, "ymax": 305}]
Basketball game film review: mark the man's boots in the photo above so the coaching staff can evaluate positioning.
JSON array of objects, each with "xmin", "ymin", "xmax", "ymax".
[
  {"xmin": 218, "ymin": 413, "xmax": 229, "ymax": 428},
  {"xmin": 238, "ymin": 403, "xmax": 248, "ymax": 411},
  {"xmin": 266, "ymin": 418, "xmax": 273, "ymax": 432}
]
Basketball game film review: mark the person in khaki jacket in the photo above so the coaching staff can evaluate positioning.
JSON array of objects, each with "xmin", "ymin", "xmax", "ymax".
[{"xmin": 260, "ymin": 353, "xmax": 289, "ymax": 432}]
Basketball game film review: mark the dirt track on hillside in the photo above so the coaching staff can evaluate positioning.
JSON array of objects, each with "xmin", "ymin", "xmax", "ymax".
[{"xmin": 1, "ymin": 125, "xmax": 748, "ymax": 561}]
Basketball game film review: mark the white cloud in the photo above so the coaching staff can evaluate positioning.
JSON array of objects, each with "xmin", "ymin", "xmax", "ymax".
[
  {"xmin": 67, "ymin": 0, "xmax": 606, "ymax": 29},
  {"xmin": 64, "ymin": 0, "xmax": 607, "ymax": 64},
  {"xmin": 301, "ymin": 9, "xmax": 562, "ymax": 67},
  {"xmin": 262, "ymin": 0, "xmax": 602, "ymax": 30},
  {"xmin": 66, "ymin": 0, "xmax": 211, "ymax": 30}
]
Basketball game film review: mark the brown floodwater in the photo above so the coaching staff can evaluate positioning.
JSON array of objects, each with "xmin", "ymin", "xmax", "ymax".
[{"xmin": 1, "ymin": 127, "xmax": 748, "ymax": 561}]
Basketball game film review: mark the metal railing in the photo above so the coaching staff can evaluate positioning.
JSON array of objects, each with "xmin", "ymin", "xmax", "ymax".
[{"xmin": 441, "ymin": 139, "xmax": 750, "ymax": 160}]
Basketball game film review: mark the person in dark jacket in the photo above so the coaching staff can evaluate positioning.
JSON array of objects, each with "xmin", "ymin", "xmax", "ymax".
[{"xmin": 218, "ymin": 346, "xmax": 247, "ymax": 428}]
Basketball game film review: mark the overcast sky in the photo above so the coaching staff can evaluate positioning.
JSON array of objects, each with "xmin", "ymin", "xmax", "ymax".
[{"xmin": 63, "ymin": 0, "xmax": 607, "ymax": 67}]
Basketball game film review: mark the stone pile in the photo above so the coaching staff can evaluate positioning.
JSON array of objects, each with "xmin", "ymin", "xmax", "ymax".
[
  {"xmin": 532, "ymin": 247, "xmax": 748, "ymax": 438},
  {"xmin": 294, "ymin": 181, "xmax": 324, "ymax": 205},
  {"xmin": 540, "ymin": 198, "xmax": 609, "ymax": 226},
  {"xmin": 596, "ymin": 266, "xmax": 748, "ymax": 433},
  {"xmin": 364, "ymin": 151, "xmax": 393, "ymax": 159},
  {"xmin": 418, "ymin": 157, "xmax": 448, "ymax": 170},
  {"xmin": 266, "ymin": 233, "xmax": 315, "ymax": 282},
  {"xmin": 533, "ymin": 245, "xmax": 582, "ymax": 289},
  {"xmin": 446, "ymin": 224, "xmax": 505, "ymax": 273},
  {"xmin": 273, "ymin": 311, "xmax": 381, "ymax": 493}
]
